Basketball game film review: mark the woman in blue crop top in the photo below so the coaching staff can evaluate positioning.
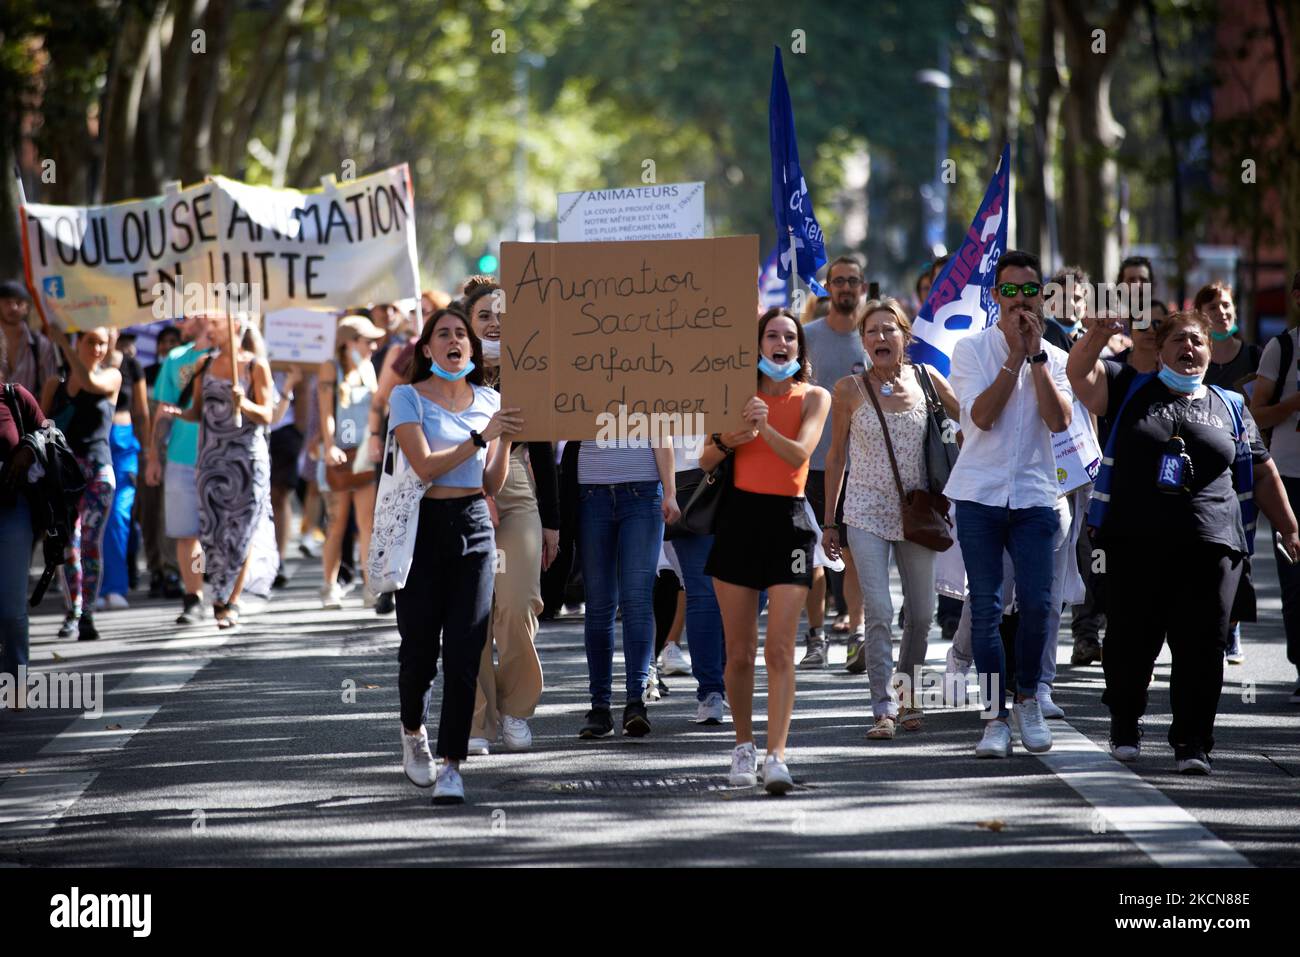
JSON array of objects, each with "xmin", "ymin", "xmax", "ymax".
[{"xmin": 389, "ymin": 305, "xmax": 522, "ymax": 805}]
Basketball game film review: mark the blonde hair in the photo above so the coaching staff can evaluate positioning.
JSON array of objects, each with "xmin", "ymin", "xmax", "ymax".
[{"xmin": 858, "ymin": 297, "xmax": 914, "ymax": 354}]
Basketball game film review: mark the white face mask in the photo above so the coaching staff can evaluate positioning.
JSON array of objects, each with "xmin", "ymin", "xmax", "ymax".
[
  {"xmin": 349, "ymin": 346, "xmax": 365, "ymax": 367},
  {"xmin": 480, "ymin": 339, "xmax": 501, "ymax": 362}
]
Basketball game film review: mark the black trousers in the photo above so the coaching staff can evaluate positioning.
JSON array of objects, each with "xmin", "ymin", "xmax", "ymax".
[
  {"xmin": 1277, "ymin": 476, "xmax": 1300, "ymax": 671},
  {"xmin": 1101, "ymin": 537, "xmax": 1243, "ymax": 755},
  {"xmin": 396, "ymin": 495, "xmax": 496, "ymax": 759}
]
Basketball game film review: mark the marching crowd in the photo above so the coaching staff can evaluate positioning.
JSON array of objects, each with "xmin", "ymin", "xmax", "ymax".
[{"xmin": 3, "ymin": 250, "xmax": 1300, "ymax": 806}]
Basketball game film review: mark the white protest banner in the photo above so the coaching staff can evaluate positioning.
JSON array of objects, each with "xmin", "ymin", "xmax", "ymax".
[
  {"xmin": 263, "ymin": 307, "xmax": 339, "ymax": 366},
  {"xmin": 19, "ymin": 164, "xmax": 420, "ymax": 331},
  {"xmin": 1052, "ymin": 400, "xmax": 1102, "ymax": 493},
  {"xmin": 556, "ymin": 182, "xmax": 705, "ymax": 243}
]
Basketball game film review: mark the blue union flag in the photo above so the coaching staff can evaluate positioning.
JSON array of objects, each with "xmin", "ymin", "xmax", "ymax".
[
  {"xmin": 910, "ymin": 144, "xmax": 1011, "ymax": 377},
  {"xmin": 769, "ymin": 46, "xmax": 827, "ymax": 296}
]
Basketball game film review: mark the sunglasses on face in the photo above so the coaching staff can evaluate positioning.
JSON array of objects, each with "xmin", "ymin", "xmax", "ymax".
[{"xmin": 998, "ymin": 282, "xmax": 1042, "ymax": 298}]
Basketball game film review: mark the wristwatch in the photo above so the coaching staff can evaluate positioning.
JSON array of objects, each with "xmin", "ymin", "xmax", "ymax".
[
  {"xmin": 1028, "ymin": 351, "xmax": 1049, "ymax": 364},
  {"xmin": 711, "ymin": 432, "xmax": 733, "ymax": 455},
  {"xmin": 469, "ymin": 429, "xmax": 487, "ymax": 448}
]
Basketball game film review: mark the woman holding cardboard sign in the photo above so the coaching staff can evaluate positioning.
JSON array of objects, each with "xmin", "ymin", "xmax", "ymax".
[
  {"xmin": 462, "ymin": 281, "xmax": 562, "ymax": 755},
  {"xmin": 317, "ymin": 315, "xmax": 384, "ymax": 610},
  {"xmin": 389, "ymin": 305, "xmax": 522, "ymax": 805},
  {"xmin": 702, "ymin": 307, "xmax": 831, "ymax": 795}
]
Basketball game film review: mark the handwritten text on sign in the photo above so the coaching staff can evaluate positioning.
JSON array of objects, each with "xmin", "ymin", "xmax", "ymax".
[{"xmin": 499, "ymin": 236, "xmax": 759, "ymax": 441}]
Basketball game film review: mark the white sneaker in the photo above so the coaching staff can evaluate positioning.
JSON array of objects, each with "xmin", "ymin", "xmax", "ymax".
[
  {"xmin": 643, "ymin": 663, "xmax": 661, "ymax": 702},
  {"xmin": 1036, "ymin": 683, "xmax": 1065, "ymax": 719},
  {"xmin": 762, "ymin": 753, "xmax": 794, "ymax": 795},
  {"xmin": 1111, "ymin": 742, "xmax": 1141, "ymax": 763},
  {"xmin": 500, "ymin": 715, "xmax": 532, "ymax": 750},
  {"xmin": 729, "ymin": 742, "xmax": 757, "ymax": 787},
  {"xmin": 433, "ymin": 761, "xmax": 466, "ymax": 804},
  {"xmin": 694, "ymin": 691, "xmax": 724, "ymax": 725},
  {"xmin": 362, "ymin": 586, "xmax": 378, "ymax": 609},
  {"xmin": 660, "ymin": 642, "xmax": 691, "ymax": 675},
  {"xmin": 975, "ymin": 719, "xmax": 1013, "ymax": 758},
  {"xmin": 321, "ymin": 583, "xmax": 344, "ymax": 610},
  {"xmin": 104, "ymin": 593, "xmax": 129, "ymax": 610},
  {"xmin": 401, "ymin": 726, "xmax": 435, "ymax": 787},
  {"xmin": 94, "ymin": 596, "xmax": 107, "ymax": 611},
  {"xmin": 466, "ymin": 737, "xmax": 491, "ymax": 756},
  {"xmin": 1013, "ymin": 697, "xmax": 1053, "ymax": 753}
]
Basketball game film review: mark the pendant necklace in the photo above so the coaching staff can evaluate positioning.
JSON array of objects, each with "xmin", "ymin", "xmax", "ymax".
[{"xmin": 872, "ymin": 367, "xmax": 901, "ymax": 397}]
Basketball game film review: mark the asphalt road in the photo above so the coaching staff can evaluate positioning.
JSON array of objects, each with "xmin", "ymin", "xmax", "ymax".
[{"xmin": 2, "ymin": 528, "xmax": 1298, "ymax": 868}]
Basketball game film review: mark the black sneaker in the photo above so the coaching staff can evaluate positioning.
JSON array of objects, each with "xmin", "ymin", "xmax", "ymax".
[
  {"xmin": 57, "ymin": 613, "xmax": 79, "ymax": 639},
  {"xmin": 148, "ymin": 571, "xmax": 165, "ymax": 598},
  {"xmin": 163, "ymin": 573, "xmax": 184, "ymax": 599},
  {"xmin": 375, "ymin": 591, "xmax": 395, "ymax": 615},
  {"xmin": 78, "ymin": 613, "xmax": 100, "ymax": 642},
  {"xmin": 844, "ymin": 632, "xmax": 867, "ymax": 674},
  {"xmin": 176, "ymin": 593, "xmax": 204, "ymax": 625},
  {"xmin": 1071, "ymin": 636, "xmax": 1102, "ymax": 666},
  {"xmin": 272, "ymin": 573, "xmax": 288, "ymax": 590},
  {"xmin": 1289, "ymin": 684, "xmax": 1300, "ymax": 705},
  {"xmin": 578, "ymin": 708, "xmax": 614, "ymax": 739},
  {"xmin": 1175, "ymin": 746, "xmax": 1212, "ymax": 776},
  {"xmin": 622, "ymin": 701, "xmax": 651, "ymax": 737}
]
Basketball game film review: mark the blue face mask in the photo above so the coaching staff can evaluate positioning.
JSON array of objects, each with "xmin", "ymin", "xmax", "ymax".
[
  {"xmin": 1157, "ymin": 364, "xmax": 1203, "ymax": 394},
  {"xmin": 429, "ymin": 358, "xmax": 474, "ymax": 382},
  {"xmin": 1210, "ymin": 324, "xmax": 1238, "ymax": 341},
  {"xmin": 758, "ymin": 355, "xmax": 800, "ymax": 381}
]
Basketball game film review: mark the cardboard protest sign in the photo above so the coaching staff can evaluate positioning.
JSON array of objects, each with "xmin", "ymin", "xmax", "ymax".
[
  {"xmin": 19, "ymin": 165, "xmax": 420, "ymax": 331},
  {"xmin": 499, "ymin": 236, "xmax": 759, "ymax": 441},
  {"xmin": 263, "ymin": 307, "xmax": 339, "ymax": 367},
  {"xmin": 556, "ymin": 183, "xmax": 705, "ymax": 243},
  {"xmin": 1052, "ymin": 400, "xmax": 1102, "ymax": 493}
]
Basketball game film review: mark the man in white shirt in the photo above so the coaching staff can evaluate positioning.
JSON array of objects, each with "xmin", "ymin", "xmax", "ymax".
[
  {"xmin": 945, "ymin": 250, "xmax": 1073, "ymax": 758},
  {"xmin": 1248, "ymin": 268, "xmax": 1300, "ymax": 704}
]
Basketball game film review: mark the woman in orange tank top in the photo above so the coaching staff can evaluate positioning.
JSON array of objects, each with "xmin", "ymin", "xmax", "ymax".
[{"xmin": 700, "ymin": 308, "xmax": 830, "ymax": 794}]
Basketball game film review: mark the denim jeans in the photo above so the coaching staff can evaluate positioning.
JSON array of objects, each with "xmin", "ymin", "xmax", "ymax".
[
  {"xmin": 668, "ymin": 532, "xmax": 725, "ymax": 700},
  {"xmin": 954, "ymin": 499, "xmax": 1059, "ymax": 718},
  {"xmin": 1040, "ymin": 496, "xmax": 1073, "ymax": 688},
  {"xmin": 0, "ymin": 497, "xmax": 33, "ymax": 677},
  {"xmin": 846, "ymin": 526, "xmax": 936, "ymax": 718},
  {"xmin": 579, "ymin": 481, "xmax": 664, "ymax": 708}
]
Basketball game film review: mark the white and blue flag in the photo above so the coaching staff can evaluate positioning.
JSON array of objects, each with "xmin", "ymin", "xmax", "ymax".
[
  {"xmin": 910, "ymin": 144, "xmax": 1011, "ymax": 377},
  {"xmin": 769, "ymin": 46, "xmax": 827, "ymax": 296},
  {"xmin": 758, "ymin": 245, "xmax": 787, "ymax": 308}
]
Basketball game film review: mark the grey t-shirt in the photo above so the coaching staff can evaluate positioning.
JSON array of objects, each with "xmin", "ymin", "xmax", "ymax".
[
  {"xmin": 803, "ymin": 317, "xmax": 867, "ymax": 470},
  {"xmin": 1257, "ymin": 330, "xmax": 1300, "ymax": 477}
]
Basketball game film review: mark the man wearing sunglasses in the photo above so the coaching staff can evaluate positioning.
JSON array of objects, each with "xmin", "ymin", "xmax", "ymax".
[{"xmin": 943, "ymin": 250, "xmax": 1074, "ymax": 759}]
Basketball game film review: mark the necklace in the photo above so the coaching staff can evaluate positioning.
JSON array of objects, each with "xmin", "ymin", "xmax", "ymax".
[{"xmin": 870, "ymin": 366, "xmax": 903, "ymax": 396}]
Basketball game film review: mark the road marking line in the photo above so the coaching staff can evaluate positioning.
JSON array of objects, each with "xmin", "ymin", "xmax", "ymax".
[
  {"xmin": 1033, "ymin": 724, "xmax": 1250, "ymax": 868},
  {"xmin": 0, "ymin": 772, "xmax": 98, "ymax": 835}
]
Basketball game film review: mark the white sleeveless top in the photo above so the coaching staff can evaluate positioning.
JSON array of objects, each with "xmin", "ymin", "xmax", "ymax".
[{"xmin": 842, "ymin": 375, "xmax": 928, "ymax": 542}]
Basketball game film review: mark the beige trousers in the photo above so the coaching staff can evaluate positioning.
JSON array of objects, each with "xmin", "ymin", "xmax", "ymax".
[{"xmin": 472, "ymin": 445, "xmax": 544, "ymax": 739}]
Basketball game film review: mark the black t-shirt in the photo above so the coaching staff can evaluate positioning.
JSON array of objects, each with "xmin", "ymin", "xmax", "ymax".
[
  {"xmin": 52, "ymin": 381, "xmax": 114, "ymax": 466},
  {"xmin": 1099, "ymin": 361, "xmax": 1268, "ymax": 554},
  {"xmin": 115, "ymin": 354, "xmax": 144, "ymax": 413},
  {"xmin": 1204, "ymin": 339, "xmax": 1261, "ymax": 395}
]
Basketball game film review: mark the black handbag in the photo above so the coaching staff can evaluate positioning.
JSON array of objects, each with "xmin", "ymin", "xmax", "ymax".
[
  {"xmin": 665, "ymin": 454, "xmax": 732, "ymax": 538},
  {"xmin": 914, "ymin": 364, "xmax": 958, "ymax": 495}
]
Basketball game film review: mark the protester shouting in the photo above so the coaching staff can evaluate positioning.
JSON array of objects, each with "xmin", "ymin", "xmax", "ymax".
[
  {"xmin": 704, "ymin": 307, "xmax": 830, "ymax": 794},
  {"xmin": 1068, "ymin": 308, "xmax": 1298, "ymax": 773},
  {"xmin": 943, "ymin": 251, "xmax": 1072, "ymax": 759},
  {"xmin": 392, "ymin": 305, "xmax": 522, "ymax": 805}
]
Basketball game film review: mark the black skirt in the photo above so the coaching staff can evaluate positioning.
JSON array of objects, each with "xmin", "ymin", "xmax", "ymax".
[{"xmin": 705, "ymin": 486, "xmax": 818, "ymax": 590}]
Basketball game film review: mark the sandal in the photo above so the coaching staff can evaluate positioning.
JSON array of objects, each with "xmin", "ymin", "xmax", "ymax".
[
  {"xmin": 214, "ymin": 602, "xmax": 240, "ymax": 630},
  {"xmin": 866, "ymin": 716, "xmax": 896, "ymax": 740},
  {"xmin": 831, "ymin": 613, "xmax": 851, "ymax": 634},
  {"xmin": 898, "ymin": 707, "xmax": 923, "ymax": 732}
]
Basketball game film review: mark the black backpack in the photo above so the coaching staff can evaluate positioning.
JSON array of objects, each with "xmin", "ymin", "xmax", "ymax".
[
  {"xmin": 3, "ymin": 384, "xmax": 87, "ymax": 605},
  {"xmin": 1263, "ymin": 330, "xmax": 1294, "ymax": 448}
]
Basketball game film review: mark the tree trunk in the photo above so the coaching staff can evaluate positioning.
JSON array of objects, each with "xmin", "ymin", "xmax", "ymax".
[
  {"xmin": 990, "ymin": 0, "xmax": 1022, "ymax": 245},
  {"xmin": 270, "ymin": 0, "xmax": 306, "ymax": 187},
  {"xmin": 133, "ymin": 2, "xmax": 168, "ymax": 198},
  {"xmin": 1053, "ymin": 0, "xmax": 1136, "ymax": 282},
  {"xmin": 1281, "ymin": 1, "xmax": 1300, "ymax": 328},
  {"xmin": 160, "ymin": 0, "xmax": 202, "ymax": 177},
  {"xmin": 99, "ymin": 5, "xmax": 153, "ymax": 202},
  {"xmin": 180, "ymin": 0, "xmax": 233, "ymax": 183}
]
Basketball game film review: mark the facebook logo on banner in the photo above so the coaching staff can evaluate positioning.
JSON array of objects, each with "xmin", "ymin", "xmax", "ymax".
[
  {"xmin": 769, "ymin": 46, "xmax": 827, "ymax": 296},
  {"xmin": 909, "ymin": 144, "xmax": 1010, "ymax": 377},
  {"xmin": 758, "ymin": 246, "xmax": 787, "ymax": 308},
  {"xmin": 43, "ymin": 276, "xmax": 65, "ymax": 299}
]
